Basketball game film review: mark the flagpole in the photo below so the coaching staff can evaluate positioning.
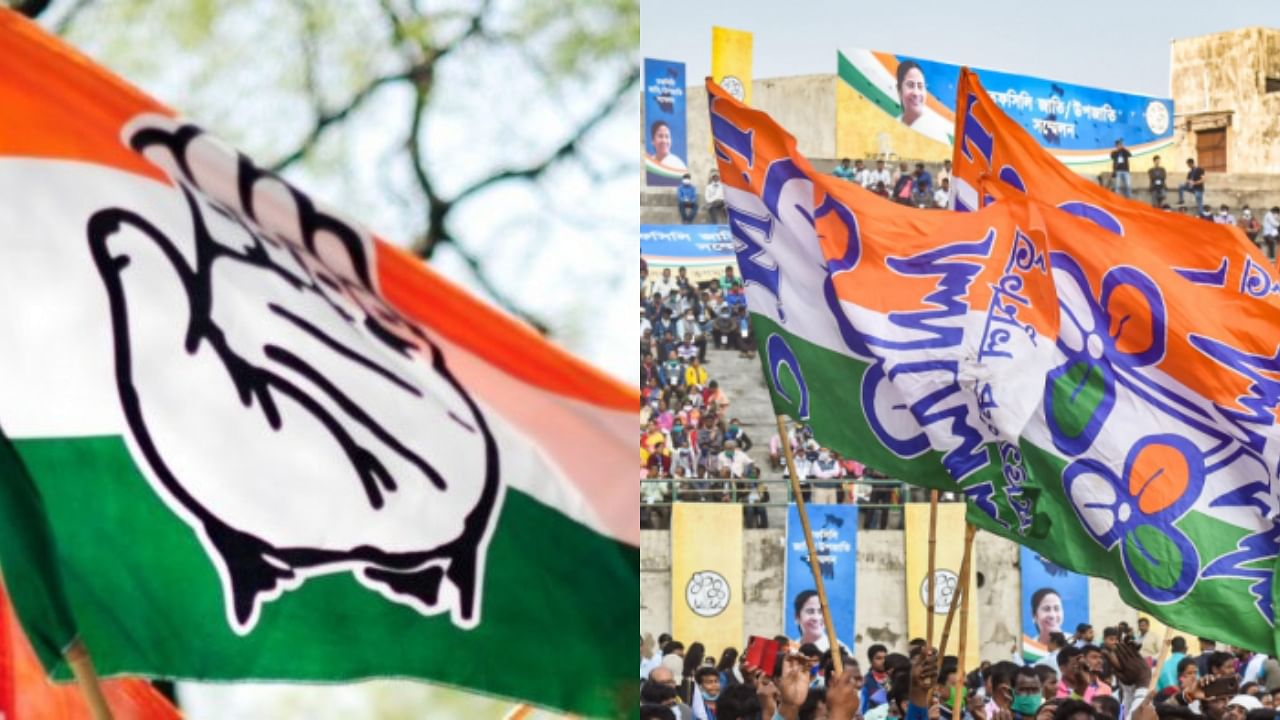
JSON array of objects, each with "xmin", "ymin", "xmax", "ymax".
[
  {"xmin": 65, "ymin": 638, "xmax": 113, "ymax": 720},
  {"xmin": 926, "ymin": 489, "xmax": 938, "ymax": 649},
  {"xmin": 953, "ymin": 545, "xmax": 972, "ymax": 720},
  {"xmin": 1142, "ymin": 627, "xmax": 1176, "ymax": 707},
  {"xmin": 937, "ymin": 523, "xmax": 976, "ymax": 660},
  {"xmin": 775, "ymin": 415, "xmax": 842, "ymax": 674}
]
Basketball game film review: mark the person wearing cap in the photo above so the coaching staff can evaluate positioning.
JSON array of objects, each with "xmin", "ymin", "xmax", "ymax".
[
  {"xmin": 705, "ymin": 171, "xmax": 725, "ymax": 224},
  {"xmin": 1224, "ymin": 693, "xmax": 1263, "ymax": 720}
]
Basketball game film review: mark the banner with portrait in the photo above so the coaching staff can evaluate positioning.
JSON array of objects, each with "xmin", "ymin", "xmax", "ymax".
[
  {"xmin": 836, "ymin": 48, "xmax": 1174, "ymax": 173},
  {"xmin": 783, "ymin": 504, "xmax": 857, "ymax": 654},
  {"xmin": 641, "ymin": 224, "xmax": 735, "ymax": 285},
  {"xmin": 644, "ymin": 58, "xmax": 687, "ymax": 187},
  {"xmin": 904, "ymin": 503, "xmax": 978, "ymax": 669},
  {"xmin": 1020, "ymin": 546, "xmax": 1089, "ymax": 665},
  {"xmin": 671, "ymin": 503, "xmax": 743, "ymax": 660}
]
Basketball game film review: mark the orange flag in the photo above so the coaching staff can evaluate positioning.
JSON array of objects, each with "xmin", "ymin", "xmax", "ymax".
[
  {"xmin": 0, "ymin": 583, "xmax": 180, "ymax": 719},
  {"xmin": 950, "ymin": 67, "xmax": 1256, "ymax": 266}
]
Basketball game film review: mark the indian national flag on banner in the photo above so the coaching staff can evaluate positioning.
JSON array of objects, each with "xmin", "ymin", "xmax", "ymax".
[
  {"xmin": 706, "ymin": 76, "xmax": 1280, "ymax": 654},
  {"xmin": 0, "ymin": 10, "xmax": 637, "ymax": 717}
]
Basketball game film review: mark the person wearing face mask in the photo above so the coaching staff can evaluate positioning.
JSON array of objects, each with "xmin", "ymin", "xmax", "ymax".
[
  {"xmin": 677, "ymin": 174, "xmax": 698, "ymax": 224},
  {"xmin": 724, "ymin": 418, "xmax": 753, "ymax": 452},
  {"xmin": 695, "ymin": 666, "xmax": 722, "ymax": 719},
  {"xmin": 1009, "ymin": 666, "xmax": 1045, "ymax": 719},
  {"xmin": 1238, "ymin": 206, "xmax": 1261, "ymax": 244},
  {"xmin": 811, "ymin": 447, "xmax": 842, "ymax": 504},
  {"xmin": 1215, "ymin": 204, "xmax": 1236, "ymax": 226}
]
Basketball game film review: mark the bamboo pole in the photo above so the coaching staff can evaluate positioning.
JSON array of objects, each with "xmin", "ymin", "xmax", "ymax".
[
  {"xmin": 775, "ymin": 415, "xmax": 842, "ymax": 675},
  {"xmin": 953, "ymin": 534, "xmax": 973, "ymax": 720},
  {"xmin": 938, "ymin": 523, "xmax": 977, "ymax": 660},
  {"xmin": 926, "ymin": 489, "xmax": 938, "ymax": 649},
  {"xmin": 65, "ymin": 638, "xmax": 113, "ymax": 720},
  {"xmin": 1141, "ymin": 627, "xmax": 1176, "ymax": 707}
]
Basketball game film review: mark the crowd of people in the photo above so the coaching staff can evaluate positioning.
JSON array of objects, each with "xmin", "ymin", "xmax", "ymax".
[
  {"xmin": 641, "ymin": 261, "xmax": 767, "ymax": 528},
  {"xmin": 831, "ymin": 158, "xmax": 952, "ymax": 209},
  {"xmin": 640, "ymin": 260, "xmax": 935, "ymax": 531},
  {"xmin": 641, "ymin": 620, "xmax": 1280, "ymax": 720}
]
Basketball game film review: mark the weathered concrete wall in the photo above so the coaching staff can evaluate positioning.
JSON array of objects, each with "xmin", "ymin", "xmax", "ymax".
[
  {"xmin": 1169, "ymin": 27, "xmax": 1280, "ymax": 173},
  {"xmin": 641, "ymin": 527, "xmax": 1150, "ymax": 662}
]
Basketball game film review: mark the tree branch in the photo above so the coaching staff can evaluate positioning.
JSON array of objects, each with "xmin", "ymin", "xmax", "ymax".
[
  {"xmin": 440, "ymin": 232, "xmax": 551, "ymax": 335},
  {"xmin": 446, "ymin": 64, "xmax": 638, "ymax": 207}
]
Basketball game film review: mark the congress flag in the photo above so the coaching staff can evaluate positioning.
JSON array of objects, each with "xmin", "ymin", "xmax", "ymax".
[
  {"xmin": 707, "ymin": 76, "xmax": 1280, "ymax": 654},
  {"xmin": 0, "ymin": 10, "xmax": 637, "ymax": 717}
]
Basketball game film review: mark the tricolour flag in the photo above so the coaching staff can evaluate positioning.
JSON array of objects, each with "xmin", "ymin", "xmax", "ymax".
[
  {"xmin": 707, "ymin": 75, "xmax": 1280, "ymax": 653},
  {"xmin": 0, "ymin": 10, "xmax": 637, "ymax": 717}
]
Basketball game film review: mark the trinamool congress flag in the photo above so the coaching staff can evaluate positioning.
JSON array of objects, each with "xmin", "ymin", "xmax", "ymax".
[
  {"xmin": 0, "ymin": 11, "xmax": 637, "ymax": 717},
  {"xmin": 707, "ymin": 76, "xmax": 1280, "ymax": 654}
]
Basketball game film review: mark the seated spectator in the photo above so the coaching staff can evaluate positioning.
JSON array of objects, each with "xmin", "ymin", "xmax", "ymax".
[
  {"xmin": 866, "ymin": 159, "xmax": 892, "ymax": 190},
  {"xmin": 716, "ymin": 439, "xmax": 754, "ymax": 479},
  {"xmin": 724, "ymin": 418, "xmax": 753, "ymax": 452},
  {"xmin": 677, "ymin": 174, "xmax": 698, "ymax": 224},
  {"xmin": 661, "ymin": 350, "xmax": 683, "ymax": 389},
  {"xmin": 718, "ymin": 265, "xmax": 738, "ymax": 292},
  {"xmin": 1239, "ymin": 206, "xmax": 1261, "ymax": 244},
  {"xmin": 705, "ymin": 171, "xmax": 725, "ymax": 224},
  {"xmin": 704, "ymin": 380, "xmax": 731, "ymax": 415},
  {"xmin": 811, "ymin": 447, "xmax": 843, "ymax": 504},
  {"xmin": 711, "ymin": 304, "xmax": 738, "ymax": 349},
  {"xmin": 641, "ymin": 470, "xmax": 669, "ymax": 529},
  {"xmin": 937, "ymin": 158, "xmax": 952, "ymax": 186},
  {"xmin": 892, "ymin": 162, "xmax": 915, "ymax": 205},
  {"xmin": 740, "ymin": 464, "xmax": 769, "ymax": 528},
  {"xmin": 735, "ymin": 306, "xmax": 756, "ymax": 359},
  {"xmin": 934, "ymin": 177, "xmax": 950, "ymax": 209},
  {"xmin": 912, "ymin": 162, "xmax": 933, "ymax": 206},
  {"xmin": 684, "ymin": 357, "xmax": 709, "ymax": 388},
  {"xmin": 833, "ymin": 158, "xmax": 856, "ymax": 181},
  {"xmin": 676, "ymin": 333, "xmax": 698, "ymax": 363},
  {"xmin": 873, "ymin": 181, "xmax": 889, "ymax": 198},
  {"xmin": 1215, "ymin": 204, "xmax": 1236, "ymax": 226},
  {"xmin": 640, "ymin": 307, "xmax": 652, "ymax": 338},
  {"xmin": 652, "ymin": 267, "xmax": 679, "ymax": 299}
]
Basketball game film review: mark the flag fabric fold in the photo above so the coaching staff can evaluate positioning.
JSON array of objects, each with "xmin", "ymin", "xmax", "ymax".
[
  {"xmin": 0, "ymin": 10, "xmax": 636, "ymax": 717},
  {"xmin": 707, "ymin": 75, "xmax": 1280, "ymax": 654}
]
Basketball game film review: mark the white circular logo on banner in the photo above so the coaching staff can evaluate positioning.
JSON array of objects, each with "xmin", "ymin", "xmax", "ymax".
[
  {"xmin": 720, "ymin": 76, "xmax": 746, "ymax": 102},
  {"xmin": 1145, "ymin": 101, "xmax": 1170, "ymax": 135},
  {"xmin": 920, "ymin": 569, "xmax": 959, "ymax": 615},
  {"xmin": 686, "ymin": 570, "xmax": 731, "ymax": 617}
]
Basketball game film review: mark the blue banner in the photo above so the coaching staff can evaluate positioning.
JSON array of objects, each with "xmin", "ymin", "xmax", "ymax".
[
  {"xmin": 640, "ymin": 224, "xmax": 734, "ymax": 284},
  {"xmin": 784, "ymin": 505, "xmax": 857, "ymax": 654},
  {"xmin": 644, "ymin": 58, "xmax": 687, "ymax": 186},
  {"xmin": 837, "ymin": 48, "xmax": 1174, "ymax": 169},
  {"xmin": 1019, "ymin": 546, "xmax": 1089, "ymax": 664}
]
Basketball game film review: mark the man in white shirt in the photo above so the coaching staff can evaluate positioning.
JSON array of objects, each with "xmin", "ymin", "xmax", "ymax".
[
  {"xmin": 865, "ymin": 159, "xmax": 892, "ymax": 191},
  {"xmin": 933, "ymin": 178, "xmax": 950, "ymax": 209},
  {"xmin": 705, "ymin": 171, "xmax": 726, "ymax": 224},
  {"xmin": 652, "ymin": 267, "xmax": 679, "ymax": 299}
]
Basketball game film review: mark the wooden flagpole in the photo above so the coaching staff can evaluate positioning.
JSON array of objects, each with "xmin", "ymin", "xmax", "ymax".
[
  {"xmin": 926, "ymin": 489, "xmax": 939, "ymax": 649},
  {"xmin": 65, "ymin": 638, "xmax": 112, "ymax": 720},
  {"xmin": 953, "ymin": 535, "xmax": 973, "ymax": 720},
  {"xmin": 775, "ymin": 415, "xmax": 842, "ymax": 674},
  {"xmin": 937, "ymin": 523, "xmax": 976, "ymax": 660},
  {"xmin": 1141, "ymin": 627, "xmax": 1176, "ymax": 707}
]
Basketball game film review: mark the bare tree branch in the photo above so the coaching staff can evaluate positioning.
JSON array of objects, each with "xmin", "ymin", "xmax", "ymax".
[
  {"xmin": 52, "ymin": 0, "xmax": 95, "ymax": 33},
  {"xmin": 446, "ymin": 64, "xmax": 638, "ymax": 207},
  {"xmin": 270, "ymin": 0, "xmax": 492, "ymax": 173},
  {"xmin": 440, "ymin": 232, "xmax": 551, "ymax": 335}
]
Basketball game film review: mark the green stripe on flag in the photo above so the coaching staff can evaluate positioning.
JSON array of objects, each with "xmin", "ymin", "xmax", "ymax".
[
  {"xmin": 6, "ymin": 435, "xmax": 636, "ymax": 716},
  {"xmin": 749, "ymin": 314, "xmax": 1275, "ymax": 652},
  {"xmin": 837, "ymin": 51, "xmax": 901, "ymax": 117}
]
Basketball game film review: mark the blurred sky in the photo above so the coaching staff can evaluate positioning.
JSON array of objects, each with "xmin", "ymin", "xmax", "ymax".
[{"xmin": 642, "ymin": 0, "xmax": 1280, "ymax": 97}]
